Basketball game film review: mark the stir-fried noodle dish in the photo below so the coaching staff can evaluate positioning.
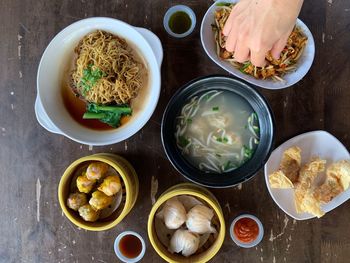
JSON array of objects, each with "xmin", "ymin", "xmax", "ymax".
[
  {"xmin": 175, "ymin": 90, "xmax": 260, "ymax": 173},
  {"xmin": 213, "ymin": 3, "xmax": 308, "ymax": 81}
]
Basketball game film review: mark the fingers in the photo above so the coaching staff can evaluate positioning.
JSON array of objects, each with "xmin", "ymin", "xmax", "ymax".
[
  {"xmin": 225, "ymin": 11, "xmax": 247, "ymax": 52},
  {"xmin": 223, "ymin": 8, "xmax": 236, "ymax": 36},
  {"xmin": 225, "ymin": 22, "xmax": 238, "ymax": 52},
  {"xmin": 250, "ymin": 50, "xmax": 267, "ymax": 67},
  {"xmin": 271, "ymin": 31, "xmax": 291, "ymax": 59},
  {"xmin": 223, "ymin": 3, "xmax": 244, "ymax": 36},
  {"xmin": 233, "ymin": 30, "xmax": 250, "ymax": 63},
  {"xmin": 234, "ymin": 41, "xmax": 250, "ymax": 63}
]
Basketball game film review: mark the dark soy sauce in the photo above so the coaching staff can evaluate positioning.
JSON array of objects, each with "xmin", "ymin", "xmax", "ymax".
[{"xmin": 119, "ymin": 234, "xmax": 142, "ymax": 259}]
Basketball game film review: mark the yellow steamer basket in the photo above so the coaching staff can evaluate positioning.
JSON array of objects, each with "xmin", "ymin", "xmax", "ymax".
[
  {"xmin": 58, "ymin": 153, "xmax": 139, "ymax": 231},
  {"xmin": 148, "ymin": 183, "xmax": 225, "ymax": 263}
]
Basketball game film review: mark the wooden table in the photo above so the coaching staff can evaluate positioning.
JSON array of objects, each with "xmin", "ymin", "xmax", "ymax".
[{"xmin": 1, "ymin": 0, "xmax": 350, "ymax": 262}]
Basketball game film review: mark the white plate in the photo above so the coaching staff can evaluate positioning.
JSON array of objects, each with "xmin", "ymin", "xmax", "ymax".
[
  {"xmin": 200, "ymin": 0, "xmax": 315, "ymax": 90},
  {"xmin": 264, "ymin": 131, "xmax": 350, "ymax": 220}
]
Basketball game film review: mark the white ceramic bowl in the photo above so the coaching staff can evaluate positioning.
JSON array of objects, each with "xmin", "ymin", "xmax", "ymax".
[
  {"xmin": 36, "ymin": 17, "xmax": 163, "ymax": 145},
  {"xmin": 200, "ymin": 0, "xmax": 315, "ymax": 90},
  {"xmin": 264, "ymin": 130, "xmax": 350, "ymax": 220}
]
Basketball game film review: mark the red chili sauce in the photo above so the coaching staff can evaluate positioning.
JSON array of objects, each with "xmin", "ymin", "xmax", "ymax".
[{"xmin": 233, "ymin": 217, "xmax": 259, "ymax": 243}]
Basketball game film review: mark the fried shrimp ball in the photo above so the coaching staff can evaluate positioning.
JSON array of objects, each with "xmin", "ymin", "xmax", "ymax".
[
  {"xmin": 89, "ymin": 190, "xmax": 114, "ymax": 210},
  {"xmin": 67, "ymin": 192, "xmax": 88, "ymax": 211},
  {"xmin": 78, "ymin": 204, "xmax": 100, "ymax": 222},
  {"xmin": 98, "ymin": 175, "xmax": 122, "ymax": 196},
  {"xmin": 76, "ymin": 172, "xmax": 95, "ymax": 193},
  {"xmin": 86, "ymin": 162, "xmax": 109, "ymax": 180}
]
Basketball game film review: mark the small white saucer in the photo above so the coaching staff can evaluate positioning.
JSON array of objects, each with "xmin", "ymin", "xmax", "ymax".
[
  {"xmin": 230, "ymin": 214, "xmax": 264, "ymax": 248},
  {"xmin": 163, "ymin": 5, "xmax": 196, "ymax": 38},
  {"xmin": 114, "ymin": 231, "xmax": 146, "ymax": 263}
]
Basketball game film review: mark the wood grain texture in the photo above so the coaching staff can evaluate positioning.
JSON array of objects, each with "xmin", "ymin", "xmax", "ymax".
[{"xmin": 0, "ymin": 0, "xmax": 349, "ymax": 262}]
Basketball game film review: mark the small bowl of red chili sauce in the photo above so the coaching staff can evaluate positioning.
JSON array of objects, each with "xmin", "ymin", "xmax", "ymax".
[
  {"xmin": 114, "ymin": 231, "xmax": 146, "ymax": 262},
  {"xmin": 230, "ymin": 214, "xmax": 264, "ymax": 248}
]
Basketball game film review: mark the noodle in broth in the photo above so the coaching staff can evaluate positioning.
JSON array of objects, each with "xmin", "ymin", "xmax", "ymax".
[
  {"xmin": 175, "ymin": 90, "xmax": 260, "ymax": 173},
  {"xmin": 63, "ymin": 30, "xmax": 148, "ymax": 129}
]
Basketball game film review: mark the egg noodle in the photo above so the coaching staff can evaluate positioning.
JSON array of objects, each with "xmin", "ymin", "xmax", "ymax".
[{"xmin": 71, "ymin": 30, "xmax": 145, "ymax": 105}]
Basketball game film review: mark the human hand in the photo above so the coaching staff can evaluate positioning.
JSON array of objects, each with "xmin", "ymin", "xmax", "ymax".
[{"xmin": 223, "ymin": 0, "xmax": 304, "ymax": 67}]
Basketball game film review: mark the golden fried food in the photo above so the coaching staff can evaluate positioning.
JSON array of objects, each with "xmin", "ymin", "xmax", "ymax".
[
  {"xmin": 270, "ymin": 146, "xmax": 350, "ymax": 218},
  {"xmin": 86, "ymin": 162, "xmax": 109, "ymax": 180},
  {"xmin": 269, "ymin": 170, "xmax": 294, "ymax": 189},
  {"xmin": 294, "ymin": 157, "xmax": 326, "ymax": 214},
  {"xmin": 98, "ymin": 175, "xmax": 122, "ymax": 196},
  {"xmin": 299, "ymin": 191, "xmax": 325, "ymax": 218},
  {"xmin": 279, "ymin": 146, "xmax": 301, "ymax": 183},
  {"xmin": 78, "ymin": 204, "xmax": 100, "ymax": 222},
  {"xmin": 89, "ymin": 190, "xmax": 114, "ymax": 210},
  {"xmin": 67, "ymin": 192, "xmax": 88, "ymax": 211},
  {"xmin": 314, "ymin": 177, "xmax": 343, "ymax": 204},
  {"xmin": 314, "ymin": 160, "xmax": 350, "ymax": 203},
  {"xmin": 76, "ymin": 172, "xmax": 95, "ymax": 193},
  {"xmin": 327, "ymin": 160, "xmax": 350, "ymax": 190}
]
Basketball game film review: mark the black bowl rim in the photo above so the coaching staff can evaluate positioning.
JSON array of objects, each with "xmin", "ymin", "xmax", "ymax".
[{"xmin": 161, "ymin": 75, "xmax": 276, "ymax": 188}]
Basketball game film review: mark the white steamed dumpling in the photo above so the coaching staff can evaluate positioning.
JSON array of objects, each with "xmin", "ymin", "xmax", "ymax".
[
  {"xmin": 169, "ymin": 229, "xmax": 200, "ymax": 257},
  {"xmin": 186, "ymin": 204, "xmax": 216, "ymax": 234},
  {"xmin": 162, "ymin": 197, "xmax": 187, "ymax": 229}
]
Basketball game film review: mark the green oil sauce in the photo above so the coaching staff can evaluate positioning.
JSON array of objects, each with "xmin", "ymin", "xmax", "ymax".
[{"xmin": 169, "ymin": 11, "xmax": 192, "ymax": 34}]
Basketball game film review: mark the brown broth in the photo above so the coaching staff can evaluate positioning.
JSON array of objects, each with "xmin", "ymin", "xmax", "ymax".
[
  {"xmin": 119, "ymin": 234, "xmax": 142, "ymax": 259},
  {"xmin": 61, "ymin": 82, "xmax": 114, "ymax": 130}
]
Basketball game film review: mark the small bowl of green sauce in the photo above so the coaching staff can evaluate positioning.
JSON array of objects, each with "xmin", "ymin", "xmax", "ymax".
[{"xmin": 163, "ymin": 5, "xmax": 196, "ymax": 38}]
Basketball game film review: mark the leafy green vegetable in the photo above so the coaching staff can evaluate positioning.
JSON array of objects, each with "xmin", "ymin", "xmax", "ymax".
[
  {"xmin": 178, "ymin": 136, "xmax": 190, "ymax": 147},
  {"xmin": 216, "ymin": 137, "xmax": 228, "ymax": 143},
  {"xmin": 223, "ymin": 160, "xmax": 237, "ymax": 171},
  {"xmin": 253, "ymin": 126, "xmax": 260, "ymax": 134},
  {"xmin": 243, "ymin": 145, "xmax": 254, "ymax": 160},
  {"xmin": 80, "ymin": 65, "xmax": 105, "ymax": 95},
  {"xmin": 212, "ymin": 106, "xmax": 219, "ymax": 111},
  {"xmin": 83, "ymin": 103, "xmax": 132, "ymax": 128},
  {"xmin": 239, "ymin": 62, "xmax": 251, "ymax": 74},
  {"xmin": 216, "ymin": 2, "xmax": 232, "ymax": 6}
]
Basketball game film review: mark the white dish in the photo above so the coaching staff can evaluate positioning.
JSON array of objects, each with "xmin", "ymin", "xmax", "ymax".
[
  {"xmin": 264, "ymin": 130, "xmax": 350, "ymax": 220},
  {"xmin": 36, "ymin": 17, "xmax": 163, "ymax": 146},
  {"xmin": 200, "ymin": 0, "xmax": 315, "ymax": 90}
]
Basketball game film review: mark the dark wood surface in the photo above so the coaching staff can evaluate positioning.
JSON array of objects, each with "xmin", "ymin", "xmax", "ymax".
[{"xmin": 1, "ymin": 0, "xmax": 350, "ymax": 262}]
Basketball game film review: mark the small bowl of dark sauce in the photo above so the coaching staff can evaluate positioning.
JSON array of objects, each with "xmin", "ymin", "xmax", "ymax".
[
  {"xmin": 114, "ymin": 231, "xmax": 146, "ymax": 263},
  {"xmin": 163, "ymin": 5, "xmax": 196, "ymax": 38}
]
